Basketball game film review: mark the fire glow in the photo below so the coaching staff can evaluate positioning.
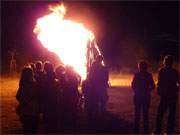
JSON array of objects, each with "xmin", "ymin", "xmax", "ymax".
[{"xmin": 33, "ymin": 4, "xmax": 95, "ymax": 79}]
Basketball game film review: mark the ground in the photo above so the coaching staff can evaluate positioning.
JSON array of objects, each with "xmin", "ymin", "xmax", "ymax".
[{"xmin": 0, "ymin": 74, "xmax": 179, "ymax": 134}]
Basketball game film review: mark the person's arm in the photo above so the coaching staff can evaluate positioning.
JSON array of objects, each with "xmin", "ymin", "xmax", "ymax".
[
  {"xmin": 149, "ymin": 73, "xmax": 155, "ymax": 92},
  {"xmin": 105, "ymin": 67, "xmax": 109, "ymax": 88},
  {"xmin": 16, "ymin": 83, "xmax": 35, "ymax": 105},
  {"xmin": 16, "ymin": 87, "xmax": 24, "ymax": 103},
  {"xmin": 16, "ymin": 87, "xmax": 30, "ymax": 107},
  {"xmin": 175, "ymin": 70, "xmax": 180, "ymax": 91},
  {"xmin": 131, "ymin": 73, "xmax": 137, "ymax": 92},
  {"xmin": 157, "ymin": 70, "xmax": 162, "ymax": 96}
]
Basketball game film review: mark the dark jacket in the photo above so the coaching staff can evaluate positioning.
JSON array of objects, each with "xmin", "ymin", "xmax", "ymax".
[
  {"xmin": 157, "ymin": 67, "xmax": 179, "ymax": 99},
  {"xmin": 89, "ymin": 62, "xmax": 109, "ymax": 90},
  {"xmin": 16, "ymin": 80, "xmax": 39, "ymax": 116},
  {"xmin": 132, "ymin": 71, "xmax": 155, "ymax": 98}
]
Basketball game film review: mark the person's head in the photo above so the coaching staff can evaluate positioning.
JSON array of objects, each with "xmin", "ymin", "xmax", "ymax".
[
  {"xmin": 20, "ymin": 67, "xmax": 34, "ymax": 86},
  {"xmin": 29, "ymin": 63, "xmax": 35, "ymax": 72},
  {"xmin": 138, "ymin": 60, "xmax": 148, "ymax": 72},
  {"xmin": 96, "ymin": 55, "xmax": 103, "ymax": 64},
  {"xmin": 55, "ymin": 64, "xmax": 65, "ymax": 76},
  {"xmin": 163, "ymin": 55, "xmax": 173, "ymax": 67},
  {"xmin": 35, "ymin": 61, "xmax": 43, "ymax": 72},
  {"xmin": 44, "ymin": 61, "xmax": 54, "ymax": 74}
]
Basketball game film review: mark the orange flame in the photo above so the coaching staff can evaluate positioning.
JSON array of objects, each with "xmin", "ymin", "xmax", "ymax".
[{"xmin": 34, "ymin": 4, "xmax": 95, "ymax": 79}]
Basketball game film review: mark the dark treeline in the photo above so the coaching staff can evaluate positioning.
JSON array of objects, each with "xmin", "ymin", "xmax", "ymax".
[{"xmin": 1, "ymin": 1, "xmax": 179, "ymax": 74}]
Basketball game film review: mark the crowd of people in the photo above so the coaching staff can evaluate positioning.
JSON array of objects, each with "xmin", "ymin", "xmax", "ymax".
[
  {"xmin": 16, "ymin": 55, "xmax": 109, "ymax": 134},
  {"xmin": 131, "ymin": 55, "xmax": 179, "ymax": 134},
  {"xmin": 15, "ymin": 55, "xmax": 179, "ymax": 134}
]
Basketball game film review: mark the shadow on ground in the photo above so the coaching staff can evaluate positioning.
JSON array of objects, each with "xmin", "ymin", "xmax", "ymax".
[{"xmin": 74, "ymin": 111, "xmax": 133, "ymax": 134}]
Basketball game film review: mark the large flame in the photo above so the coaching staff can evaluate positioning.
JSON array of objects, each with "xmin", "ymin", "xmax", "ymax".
[{"xmin": 34, "ymin": 4, "xmax": 95, "ymax": 79}]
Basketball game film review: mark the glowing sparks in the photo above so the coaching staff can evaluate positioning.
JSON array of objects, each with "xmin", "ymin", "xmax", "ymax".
[{"xmin": 34, "ymin": 4, "xmax": 95, "ymax": 79}]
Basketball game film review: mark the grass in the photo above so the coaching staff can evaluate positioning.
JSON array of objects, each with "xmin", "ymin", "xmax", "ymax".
[
  {"xmin": 0, "ymin": 74, "xmax": 179, "ymax": 134},
  {"xmin": 0, "ymin": 76, "xmax": 22, "ymax": 134}
]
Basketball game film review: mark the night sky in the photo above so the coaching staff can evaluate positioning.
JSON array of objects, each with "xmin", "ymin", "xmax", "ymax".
[{"xmin": 1, "ymin": 1, "xmax": 179, "ymax": 72}]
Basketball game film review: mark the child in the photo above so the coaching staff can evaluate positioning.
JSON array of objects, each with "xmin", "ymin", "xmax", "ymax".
[
  {"xmin": 16, "ymin": 67, "xmax": 39, "ymax": 134},
  {"xmin": 131, "ymin": 60, "xmax": 155, "ymax": 133}
]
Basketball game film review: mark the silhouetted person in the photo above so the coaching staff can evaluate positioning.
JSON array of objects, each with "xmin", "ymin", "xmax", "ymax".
[
  {"xmin": 55, "ymin": 64, "xmax": 66, "ymax": 132},
  {"xmin": 82, "ymin": 74, "xmax": 94, "ymax": 120},
  {"xmin": 16, "ymin": 67, "xmax": 39, "ymax": 134},
  {"xmin": 34, "ymin": 61, "xmax": 44, "ymax": 80},
  {"xmin": 89, "ymin": 55, "xmax": 109, "ymax": 118},
  {"xmin": 132, "ymin": 60, "xmax": 155, "ymax": 133},
  {"xmin": 42, "ymin": 61, "xmax": 58, "ymax": 133},
  {"xmin": 62, "ymin": 66, "xmax": 79, "ymax": 132},
  {"xmin": 155, "ymin": 55, "xmax": 179, "ymax": 133},
  {"xmin": 34, "ymin": 61, "xmax": 44, "ymax": 114}
]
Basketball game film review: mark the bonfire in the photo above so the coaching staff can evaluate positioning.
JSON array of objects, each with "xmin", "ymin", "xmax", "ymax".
[{"xmin": 33, "ymin": 4, "xmax": 101, "ymax": 80}]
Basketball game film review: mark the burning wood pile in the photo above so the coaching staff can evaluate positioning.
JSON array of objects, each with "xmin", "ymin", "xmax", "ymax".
[{"xmin": 33, "ymin": 4, "xmax": 102, "ymax": 80}]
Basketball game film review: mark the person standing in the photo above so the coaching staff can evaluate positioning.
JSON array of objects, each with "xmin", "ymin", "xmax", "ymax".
[
  {"xmin": 82, "ymin": 74, "xmax": 93, "ymax": 119},
  {"xmin": 42, "ymin": 62, "xmax": 58, "ymax": 133},
  {"xmin": 155, "ymin": 55, "xmax": 179, "ymax": 133},
  {"xmin": 34, "ymin": 61, "xmax": 44, "ymax": 113},
  {"xmin": 131, "ymin": 60, "xmax": 155, "ymax": 133},
  {"xmin": 16, "ymin": 67, "xmax": 39, "ymax": 134},
  {"xmin": 62, "ymin": 66, "xmax": 79, "ymax": 132},
  {"xmin": 89, "ymin": 55, "xmax": 109, "ymax": 117},
  {"xmin": 55, "ymin": 64, "xmax": 66, "ymax": 132}
]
